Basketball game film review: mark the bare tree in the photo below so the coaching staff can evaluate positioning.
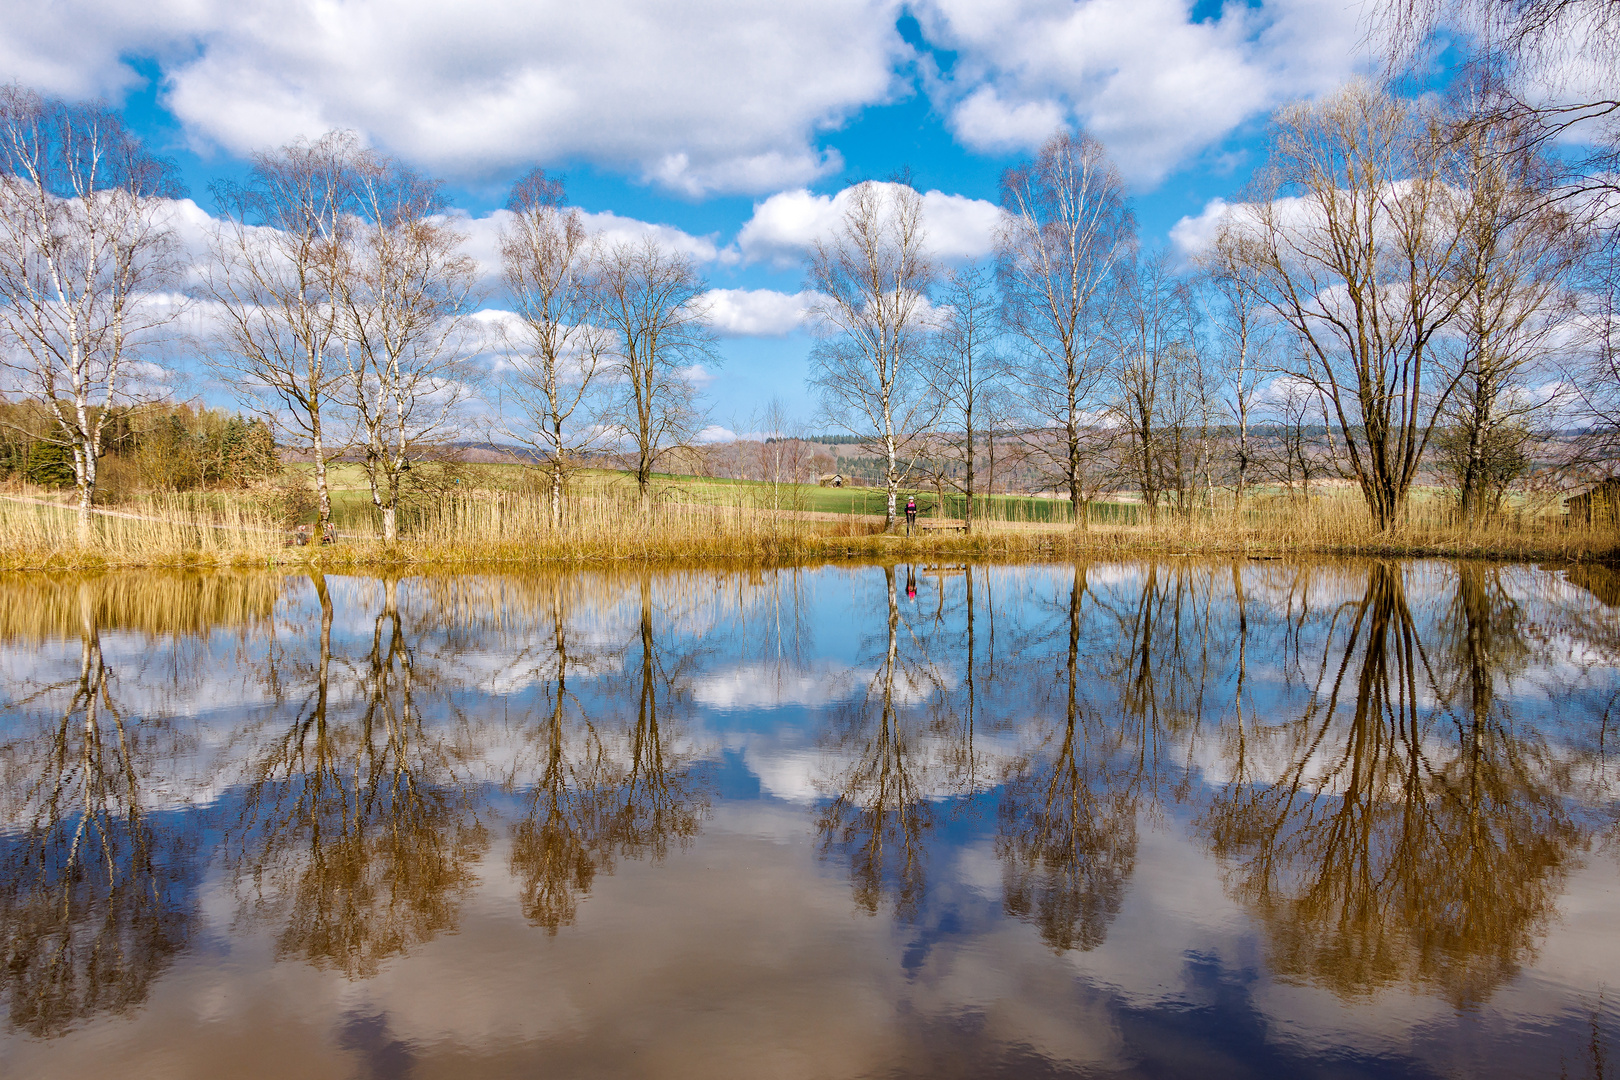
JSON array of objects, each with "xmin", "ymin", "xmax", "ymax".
[
  {"xmin": 806, "ymin": 181, "xmax": 937, "ymax": 531},
  {"xmin": 497, "ymin": 169, "xmax": 609, "ymax": 526},
  {"xmin": 1369, "ymin": 2, "xmax": 1620, "ymax": 489},
  {"xmin": 1216, "ymin": 83, "xmax": 1471, "ymax": 529},
  {"xmin": 998, "ymin": 129, "xmax": 1135, "ymax": 524},
  {"xmin": 596, "ymin": 236, "xmax": 715, "ymax": 506},
  {"xmin": 979, "ymin": 382, "xmax": 1021, "ymax": 502},
  {"xmin": 1157, "ymin": 339, "xmax": 1222, "ymax": 515},
  {"xmin": 933, "ymin": 262, "xmax": 1003, "ymax": 531},
  {"xmin": 1109, "ymin": 251, "xmax": 1202, "ymax": 518},
  {"xmin": 1201, "ymin": 244, "xmax": 1278, "ymax": 504},
  {"xmin": 1437, "ymin": 113, "xmax": 1580, "ymax": 524},
  {"xmin": 1372, "ymin": 0, "xmax": 1620, "ymax": 194},
  {"xmin": 205, "ymin": 133, "xmax": 358, "ymax": 533},
  {"xmin": 748, "ymin": 396, "xmax": 814, "ymax": 511},
  {"xmin": 337, "ymin": 155, "xmax": 479, "ymax": 542},
  {"xmin": 0, "ymin": 87, "xmax": 184, "ymax": 539},
  {"xmin": 1255, "ymin": 371, "xmax": 1339, "ymax": 501},
  {"xmin": 1576, "ymin": 244, "xmax": 1620, "ymax": 464}
]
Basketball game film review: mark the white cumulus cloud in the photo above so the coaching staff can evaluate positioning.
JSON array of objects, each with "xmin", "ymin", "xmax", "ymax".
[
  {"xmin": 949, "ymin": 87, "xmax": 1066, "ymax": 152},
  {"xmin": 913, "ymin": 0, "xmax": 1369, "ymax": 185},
  {"xmin": 734, "ymin": 183, "xmax": 1006, "ymax": 267},
  {"xmin": 447, "ymin": 207, "xmax": 723, "ymax": 284},
  {"xmin": 0, "ymin": 0, "xmax": 914, "ymax": 196},
  {"xmin": 701, "ymin": 289, "xmax": 820, "ymax": 337},
  {"xmin": 1167, "ymin": 196, "xmax": 1234, "ymax": 259}
]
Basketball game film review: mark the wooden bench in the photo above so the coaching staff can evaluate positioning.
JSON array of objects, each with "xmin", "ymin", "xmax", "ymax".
[{"xmin": 918, "ymin": 520, "xmax": 970, "ymax": 534}]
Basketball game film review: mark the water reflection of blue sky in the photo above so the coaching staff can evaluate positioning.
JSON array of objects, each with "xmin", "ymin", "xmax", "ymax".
[{"xmin": 2, "ymin": 561, "xmax": 1618, "ymax": 1077}]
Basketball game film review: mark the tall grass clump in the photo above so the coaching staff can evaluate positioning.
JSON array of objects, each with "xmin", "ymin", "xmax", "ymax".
[{"xmin": 0, "ymin": 492, "xmax": 286, "ymax": 570}]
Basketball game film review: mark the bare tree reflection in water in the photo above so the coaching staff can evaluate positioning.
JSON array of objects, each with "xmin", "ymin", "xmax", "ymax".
[
  {"xmin": 0, "ymin": 582, "xmax": 193, "ymax": 1037},
  {"xmin": 1553, "ymin": 563, "xmax": 1620, "ymax": 854},
  {"xmin": 509, "ymin": 572, "xmax": 710, "ymax": 931},
  {"xmin": 816, "ymin": 565, "xmax": 949, "ymax": 918},
  {"xmin": 508, "ymin": 579, "xmax": 615, "ymax": 932},
  {"xmin": 1198, "ymin": 561, "xmax": 1583, "ymax": 1006},
  {"xmin": 230, "ymin": 574, "xmax": 487, "ymax": 979},
  {"xmin": 608, "ymin": 575, "xmax": 708, "ymax": 860},
  {"xmin": 997, "ymin": 565, "xmax": 1137, "ymax": 952}
]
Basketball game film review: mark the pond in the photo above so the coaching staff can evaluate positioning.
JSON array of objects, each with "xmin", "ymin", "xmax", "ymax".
[{"xmin": 0, "ymin": 560, "xmax": 1617, "ymax": 1079}]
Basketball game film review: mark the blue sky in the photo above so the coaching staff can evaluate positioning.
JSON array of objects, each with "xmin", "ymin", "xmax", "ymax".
[{"xmin": 1, "ymin": 0, "xmax": 1381, "ymax": 429}]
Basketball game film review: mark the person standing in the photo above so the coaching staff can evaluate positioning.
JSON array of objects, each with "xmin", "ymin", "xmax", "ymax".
[{"xmin": 904, "ymin": 495, "xmax": 917, "ymax": 536}]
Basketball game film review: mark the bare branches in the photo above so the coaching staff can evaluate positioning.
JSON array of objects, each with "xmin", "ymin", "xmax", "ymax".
[
  {"xmin": 0, "ymin": 86, "xmax": 185, "ymax": 539},
  {"xmin": 806, "ymin": 181, "xmax": 937, "ymax": 531},
  {"xmin": 498, "ymin": 169, "xmax": 609, "ymax": 526},
  {"xmin": 1201, "ymin": 238, "xmax": 1281, "ymax": 504},
  {"xmin": 1108, "ymin": 251, "xmax": 1204, "ymax": 518},
  {"xmin": 596, "ymin": 236, "xmax": 715, "ymax": 505},
  {"xmin": 203, "ymin": 132, "xmax": 359, "ymax": 531},
  {"xmin": 1216, "ymin": 84, "xmax": 1472, "ymax": 528},
  {"xmin": 1373, "ymin": 0, "xmax": 1620, "ymax": 86},
  {"xmin": 1436, "ymin": 115, "xmax": 1582, "ymax": 520},
  {"xmin": 998, "ymin": 129, "xmax": 1135, "ymax": 517},
  {"xmin": 338, "ymin": 156, "xmax": 479, "ymax": 542},
  {"xmin": 930, "ymin": 262, "xmax": 1004, "ymax": 529}
]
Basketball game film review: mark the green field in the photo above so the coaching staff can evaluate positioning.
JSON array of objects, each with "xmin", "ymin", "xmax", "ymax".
[{"xmin": 288, "ymin": 462, "xmax": 1143, "ymax": 528}]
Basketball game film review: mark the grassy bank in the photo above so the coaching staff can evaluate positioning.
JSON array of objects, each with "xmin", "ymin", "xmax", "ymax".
[
  {"xmin": 299, "ymin": 462, "xmax": 1131, "ymax": 528},
  {"xmin": 2, "ymin": 475, "xmax": 1617, "ymax": 571}
]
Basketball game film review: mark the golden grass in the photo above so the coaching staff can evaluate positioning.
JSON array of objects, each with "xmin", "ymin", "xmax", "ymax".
[
  {"xmin": 0, "ymin": 569, "xmax": 282, "ymax": 640},
  {"xmin": 0, "ymin": 491, "xmax": 286, "ymax": 570},
  {"xmin": 0, "ymin": 484, "xmax": 1615, "ymax": 571}
]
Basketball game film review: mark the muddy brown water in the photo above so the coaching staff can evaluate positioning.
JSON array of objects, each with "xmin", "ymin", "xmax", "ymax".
[{"xmin": 1, "ymin": 559, "xmax": 1617, "ymax": 1079}]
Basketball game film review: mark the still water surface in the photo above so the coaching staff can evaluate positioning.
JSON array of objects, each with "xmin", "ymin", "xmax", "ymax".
[{"xmin": 1, "ymin": 560, "xmax": 1618, "ymax": 1079}]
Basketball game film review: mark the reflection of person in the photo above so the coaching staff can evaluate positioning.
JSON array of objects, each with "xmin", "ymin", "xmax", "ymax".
[
  {"xmin": 906, "ymin": 565, "xmax": 917, "ymax": 600},
  {"xmin": 904, "ymin": 496, "xmax": 917, "ymax": 536}
]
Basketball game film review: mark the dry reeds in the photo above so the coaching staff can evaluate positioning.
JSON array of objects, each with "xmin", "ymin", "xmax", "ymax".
[
  {"xmin": 0, "ymin": 485, "xmax": 1614, "ymax": 571},
  {"xmin": 0, "ymin": 492, "xmax": 285, "ymax": 570},
  {"xmin": 0, "ymin": 570, "xmax": 282, "ymax": 641}
]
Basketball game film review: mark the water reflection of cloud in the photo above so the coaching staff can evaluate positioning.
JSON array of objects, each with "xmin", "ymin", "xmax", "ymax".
[
  {"xmin": 3, "ymin": 560, "xmax": 1619, "ymax": 1073},
  {"xmin": 690, "ymin": 661, "xmax": 862, "ymax": 710}
]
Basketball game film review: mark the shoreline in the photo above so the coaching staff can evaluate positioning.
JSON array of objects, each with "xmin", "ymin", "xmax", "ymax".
[
  {"xmin": 4, "ymin": 484, "xmax": 1615, "ymax": 572},
  {"xmin": 2, "ymin": 524, "xmax": 1615, "ymax": 574}
]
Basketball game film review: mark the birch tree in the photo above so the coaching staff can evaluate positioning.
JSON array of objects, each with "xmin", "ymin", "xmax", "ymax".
[
  {"xmin": 0, "ymin": 87, "xmax": 184, "ymax": 540},
  {"xmin": 596, "ymin": 236, "xmax": 715, "ymax": 506},
  {"xmin": 933, "ymin": 262, "xmax": 1003, "ymax": 530},
  {"xmin": 998, "ymin": 129, "xmax": 1135, "ymax": 523},
  {"xmin": 205, "ymin": 133, "xmax": 357, "ymax": 533},
  {"xmin": 1109, "ymin": 251, "xmax": 1201, "ymax": 518},
  {"xmin": 1202, "ymin": 245, "xmax": 1277, "ymax": 504},
  {"xmin": 338, "ymin": 156, "xmax": 478, "ymax": 542},
  {"xmin": 806, "ymin": 181, "xmax": 936, "ymax": 531},
  {"xmin": 498, "ymin": 169, "xmax": 608, "ymax": 526}
]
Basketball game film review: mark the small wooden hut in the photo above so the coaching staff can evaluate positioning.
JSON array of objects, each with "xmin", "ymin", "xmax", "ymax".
[{"xmin": 1565, "ymin": 477, "xmax": 1620, "ymax": 526}]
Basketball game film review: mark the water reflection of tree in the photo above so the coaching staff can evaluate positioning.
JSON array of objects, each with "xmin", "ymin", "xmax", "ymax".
[
  {"xmin": 816, "ymin": 565, "xmax": 951, "ymax": 918},
  {"xmin": 997, "ymin": 566, "xmax": 1137, "ymax": 952},
  {"xmin": 609, "ymin": 577, "xmax": 708, "ymax": 858},
  {"xmin": 508, "ymin": 579, "xmax": 614, "ymax": 931},
  {"xmin": 1093, "ymin": 562, "xmax": 1220, "ymax": 801},
  {"xmin": 230, "ymin": 575, "xmax": 486, "ymax": 978},
  {"xmin": 1198, "ymin": 562, "xmax": 1582, "ymax": 1006},
  {"xmin": 509, "ymin": 573, "xmax": 710, "ymax": 931},
  {"xmin": 0, "ymin": 583, "xmax": 194, "ymax": 1037}
]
